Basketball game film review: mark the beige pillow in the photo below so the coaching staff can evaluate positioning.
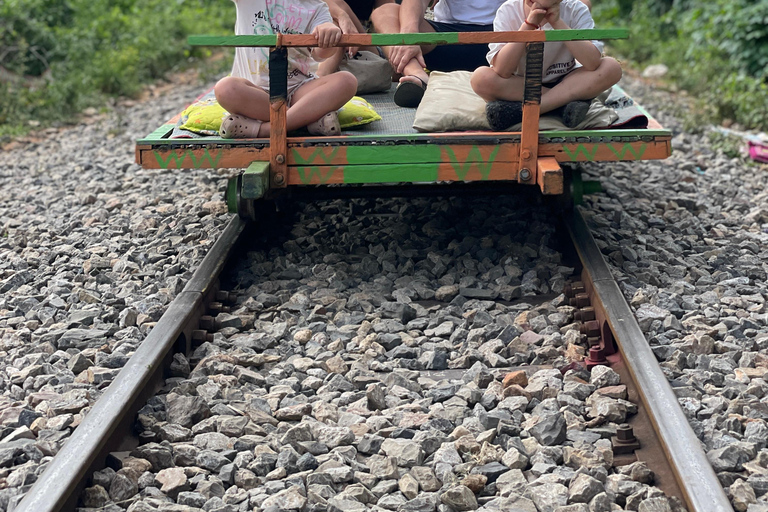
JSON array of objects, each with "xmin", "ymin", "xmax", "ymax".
[{"xmin": 413, "ymin": 70, "xmax": 618, "ymax": 133}]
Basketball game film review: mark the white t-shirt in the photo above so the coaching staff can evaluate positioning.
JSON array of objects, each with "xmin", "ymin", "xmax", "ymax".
[
  {"xmin": 230, "ymin": 0, "xmax": 332, "ymax": 90},
  {"xmin": 433, "ymin": 0, "xmax": 505, "ymax": 25},
  {"xmin": 487, "ymin": 0, "xmax": 604, "ymax": 83}
]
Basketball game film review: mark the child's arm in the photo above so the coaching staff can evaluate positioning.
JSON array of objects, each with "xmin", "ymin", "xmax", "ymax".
[
  {"xmin": 312, "ymin": 22, "xmax": 343, "ymax": 60},
  {"xmin": 490, "ymin": 4, "xmax": 547, "ymax": 78},
  {"xmin": 323, "ymin": 0, "xmax": 362, "ymax": 55},
  {"xmin": 545, "ymin": 5, "xmax": 602, "ymax": 70}
]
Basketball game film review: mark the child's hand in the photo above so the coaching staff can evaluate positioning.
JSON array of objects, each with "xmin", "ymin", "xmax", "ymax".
[
  {"xmin": 313, "ymin": 22, "xmax": 342, "ymax": 49},
  {"xmin": 543, "ymin": 3, "xmax": 561, "ymax": 25},
  {"xmin": 526, "ymin": 5, "xmax": 547, "ymax": 27}
]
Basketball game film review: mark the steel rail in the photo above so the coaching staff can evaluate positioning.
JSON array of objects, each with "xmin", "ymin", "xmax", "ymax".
[
  {"xmin": 565, "ymin": 208, "xmax": 733, "ymax": 512},
  {"xmin": 15, "ymin": 216, "xmax": 248, "ymax": 512}
]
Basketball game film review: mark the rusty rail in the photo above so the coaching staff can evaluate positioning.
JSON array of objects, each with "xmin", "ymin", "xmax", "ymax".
[
  {"xmin": 14, "ymin": 217, "xmax": 248, "ymax": 512},
  {"xmin": 565, "ymin": 208, "xmax": 733, "ymax": 512}
]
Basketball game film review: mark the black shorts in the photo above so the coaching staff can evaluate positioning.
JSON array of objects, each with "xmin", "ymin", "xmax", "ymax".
[
  {"xmin": 423, "ymin": 20, "xmax": 494, "ymax": 72},
  {"xmin": 349, "ymin": 0, "xmax": 376, "ymax": 23}
]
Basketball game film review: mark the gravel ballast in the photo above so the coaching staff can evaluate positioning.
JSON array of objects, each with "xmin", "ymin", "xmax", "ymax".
[
  {"xmin": 80, "ymin": 192, "xmax": 683, "ymax": 512},
  {"xmin": 1, "ymin": 69, "xmax": 766, "ymax": 512},
  {"xmin": 0, "ymin": 78, "xmax": 232, "ymax": 510}
]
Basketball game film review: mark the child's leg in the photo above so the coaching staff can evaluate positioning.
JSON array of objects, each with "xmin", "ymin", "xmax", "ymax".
[
  {"xmin": 472, "ymin": 57, "xmax": 622, "ymax": 112},
  {"xmin": 470, "ymin": 66, "xmax": 525, "ymax": 102},
  {"xmin": 214, "ymin": 77, "xmax": 271, "ymax": 121},
  {"xmin": 257, "ymin": 71, "xmax": 358, "ymax": 136},
  {"xmin": 540, "ymin": 57, "xmax": 622, "ymax": 113}
]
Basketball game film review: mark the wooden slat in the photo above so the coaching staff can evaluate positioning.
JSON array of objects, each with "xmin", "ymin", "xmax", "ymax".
[
  {"xmin": 138, "ymin": 139, "xmax": 670, "ymax": 170},
  {"xmin": 537, "ymin": 157, "xmax": 563, "ymax": 195},
  {"xmin": 139, "ymin": 146, "xmax": 269, "ymax": 169},
  {"xmin": 136, "ymin": 129, "xmax": 671, "ymax": 146},
  {"xmin": 541, "ymin": 140, "xmax": 671, "ymax": 162},
  {"xmin": 188, "ymin": 29, "xmax": 629, "ymax": 49}
]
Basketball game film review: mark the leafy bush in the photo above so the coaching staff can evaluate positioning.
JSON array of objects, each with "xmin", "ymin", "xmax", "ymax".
[
  {"xmin": 594, "ymin": 0, "xmax": 768, "ymax": 131},
  {"xmin": 0, "ymin": 0, "xmax": 234, "ymax": 136}
]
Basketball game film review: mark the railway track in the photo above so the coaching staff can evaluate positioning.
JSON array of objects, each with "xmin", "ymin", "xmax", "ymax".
[{"xmin": 13, "ymin": 193, "xmax": 732, "ymax": 512}]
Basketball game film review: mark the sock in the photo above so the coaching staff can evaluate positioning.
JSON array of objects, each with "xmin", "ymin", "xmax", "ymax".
[
  {"xmin": 486, "ymin": 100, "xmax": 524, "ymax": 131},
  {"xmin": 561, "ymin": 100, "xmax": 592, "ymax": 128}
]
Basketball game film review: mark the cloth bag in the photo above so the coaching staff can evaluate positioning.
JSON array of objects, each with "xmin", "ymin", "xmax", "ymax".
[{"xmin": 339, "ymin": 50, "xmax": 393, "ymax": 95}]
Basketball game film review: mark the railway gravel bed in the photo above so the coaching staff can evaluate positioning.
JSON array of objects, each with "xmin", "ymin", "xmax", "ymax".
[
  {"xmin": 0, "ymin": 67, "xmax": 762, "ymax": 512},
  {"xmin": 0, "ymin": 79, "xmax": 232, "ymax": 511},
  {"xmin": 581, "ymin": 80, "xmax": 768, "ymax": 512},
  {"xmin": 79, "ymin": 193, "xmax": 683, "ymax": 512}
]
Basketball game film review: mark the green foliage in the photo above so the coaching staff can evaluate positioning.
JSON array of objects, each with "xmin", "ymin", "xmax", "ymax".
[
  {"xmin": 0, "ymin": 0, "xmax": 234, "ymax": 136},
  {"xmin": 708, "ymin": 130, "xmax": 746, "ymax": 160},
  {"xmin": 594, "ymin": 0, "xmax": 768, "ymax": 131}
]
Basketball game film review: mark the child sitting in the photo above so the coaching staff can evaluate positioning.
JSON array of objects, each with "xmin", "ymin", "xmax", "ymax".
[
  {"xmin": 470, "ymin": 0, "xmax": 622, "ymax": 130},
  {"xmin": 215, "ymin": 0, "xmax": 358, "ymax": 138}
]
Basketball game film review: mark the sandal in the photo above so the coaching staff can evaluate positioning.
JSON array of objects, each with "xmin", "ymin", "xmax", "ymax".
[
  {"xmin": 394, "ymin": 75, "xmax": 428, "ymax": 108},
  {"xmin": 220, "ymin": 114, "xmax": 263, "ymax": 139},
  {"xmin": 307, "ymin": 111, "xmax": 341, "ymax": 136}
]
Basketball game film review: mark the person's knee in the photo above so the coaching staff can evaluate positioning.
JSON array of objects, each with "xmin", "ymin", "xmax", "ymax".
[
  {"xmin": 370, "ymin": 3, "xmax": 399, "ymax": 28},
  {"xmin": 470, "ymin": 67, "xmax": 496, "ymax": 98},
  {"xmin": 335, "ymin": 71, "xmax": 358, "ymax": 96},
  {"xmin": 600, "ymin": 57, "xmax": 622, "ymax": 85},
  {"xmin": 214, "ymin": 77, "xmax": 240, "ymax": 107}
]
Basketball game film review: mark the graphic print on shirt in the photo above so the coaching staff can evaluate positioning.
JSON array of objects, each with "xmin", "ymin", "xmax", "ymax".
[
  {"xmin": 249, "ymin": 0, "xmax": 320, "ymax": 79},
  {"xmin": 545, "ymin": 60, "xmax": 575, "ymax": 80}
]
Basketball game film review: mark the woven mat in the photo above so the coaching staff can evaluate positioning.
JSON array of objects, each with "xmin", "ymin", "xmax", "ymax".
[{"xmin": 345, "ymin": 84, "xmax": 418, "ymax": 136}]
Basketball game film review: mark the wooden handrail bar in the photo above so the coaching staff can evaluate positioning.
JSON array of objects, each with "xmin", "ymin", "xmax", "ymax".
[{"xmin": 189, "ymin": 29, "xmax": 628, "ymax": 48}]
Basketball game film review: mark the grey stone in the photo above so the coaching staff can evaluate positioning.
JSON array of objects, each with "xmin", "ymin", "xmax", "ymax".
[
  {"xmin": 528, "ymin": 413, "xmax": 566, "ymax": 446},
  {"xmin": 707, "ymin": 445, "xmax": 753, "ymax": 472},
  {"xmin": 440, "ymin": 485, "xmax": 478, "ymax": 511},
  {"xmin": 568, "ymin": 473, "xmax": 603, "ymax": 503},
  {"xmin": 381, "ymin": 438, "xmax": 424, "ymax": 467},
  {"xmin": 165, "ymin": 395, "xmax": 211, "ymax": 428}
]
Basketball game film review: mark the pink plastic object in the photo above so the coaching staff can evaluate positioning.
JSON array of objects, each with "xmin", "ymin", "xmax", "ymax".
[{"xmin": 749, "ymin": 140, "xmax": 768, "ymax": 163}]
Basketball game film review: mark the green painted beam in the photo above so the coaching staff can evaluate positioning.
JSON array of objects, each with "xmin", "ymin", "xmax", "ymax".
[
  {"xmin": 189, "ymin": 29, "xmax": 629, "ymax": 48},
  {"xmin": 189, "ymin": 35, "xmax": 279, "ymax": 47},
  {"xmin": 342, "ymin": 163, "xmax": 439, "ymax": 183},
  {"xmin": 545, "ymin": 28, "xmax": 628, "ymax": 41},
  {"xmin": 138, "ymin": 124, "xmax": 176, "ymax": 144},
  {"xmin": 344, "ymin": 145, "xmax": 441, "ymax": 165}
]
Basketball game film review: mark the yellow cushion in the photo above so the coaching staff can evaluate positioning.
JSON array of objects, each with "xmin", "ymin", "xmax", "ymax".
[
  {"xmin": 338, "ymin": 96, "xmax": 381, "ymax": 128},
  {"xmin": 177, "ymin": 95, "xmax": 380, "ymax": 135},
  {"xmin": 178, "ymin": 98, "xmax": 229, "ymax": 136}
]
